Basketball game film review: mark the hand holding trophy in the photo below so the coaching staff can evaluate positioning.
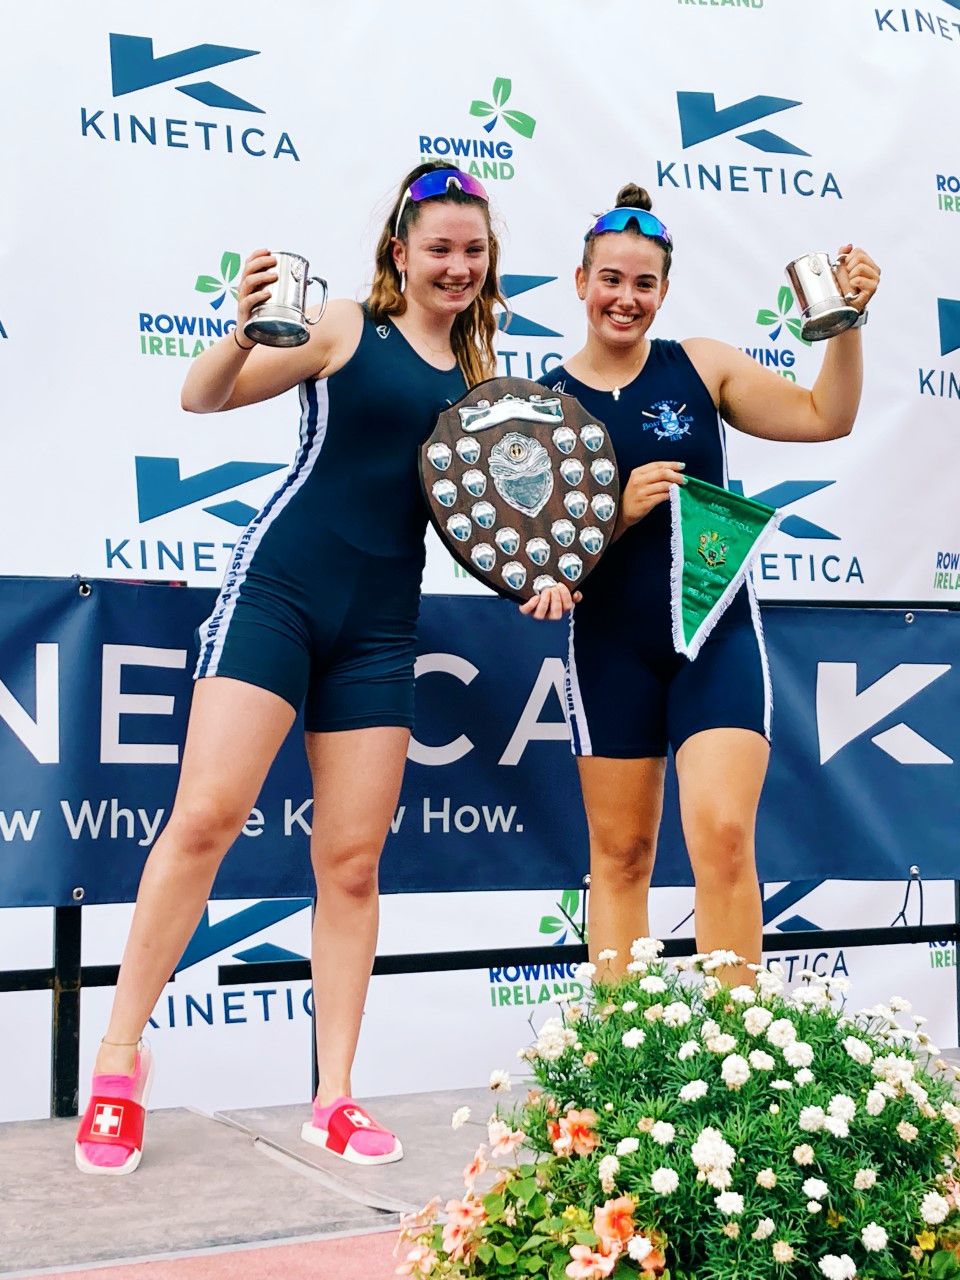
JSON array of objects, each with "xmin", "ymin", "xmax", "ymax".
[
  {"xmin": 784, "ymin": 245, "xmax": 879, "ymax": 340},
  {"xmin": 234, "ymin": 250, "xmax": 328, "ymax": 348}
]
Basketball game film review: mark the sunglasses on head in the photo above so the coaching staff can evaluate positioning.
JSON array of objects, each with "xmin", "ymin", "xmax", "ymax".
[
  {"xmin": 395, "ymin": 169, "xmax": 490, "ymax": 236},
  {"xmin": 585, "ymin": 207, "xmax": 672, "ymax": 248}
]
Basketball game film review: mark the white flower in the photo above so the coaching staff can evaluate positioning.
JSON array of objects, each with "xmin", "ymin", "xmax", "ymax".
[
  {"xmin": 451, "ymin": 1106, "xmax": 471, "ymax": 1129},
  {"xmin": 663, "ymin": 1001, "xmax": 692, "ymax": 1028},
  {"xmin": 715, "ymin": 1191, "xmax": 744, "ymax": 1215},
  {"xmin": 873, "ymin": 1052, "xmax": 915, "ymax": 1087},
  {"xmin": 615, "ymin": 1136, "xmax": 640, "ymax": 1156},
  {"xmin": 770, "ymin": 1079, "xmax": 793, "ymax": 1091},
  {"xmin": 865, "ymin": 1089, "xmax": 886, "ymax": 1116},
  {"xmin": 842, "ymin": 1035, "xmax": 873, "ymax": 1065},
  {"xmin": 721, "ymin": 1054, "xmax": 751, "ymax": 1090},
  {"xmin": 625, "ymin": 960, "xmax": 649, "ymax": 975},
  {"xmin": 703, "ymin": 948, "xmax": 742, "ymax": 972},
  {"xmin": 743, "ymin": 1006, "xmax": 774, "ymax": 1036},
  {"xmin": 766, "ymin": 1018, "xmax": 797, "ymax": 1049},
  {"xmin": 639, "ymin": 975, "xmax": 667, "ymax": 995},
  {"xmin": 803, "ymin": 1177, "xmax": 829, "ymax": 1201},
  {"xmin": 630, "ymin": 937, "xmax": 664, "ymax": 963},
  {"xmin": 598, "ymin": 1154, "xmax": 620, "ymax": 1193},
  {"xmin": 679, "ymin": 1080, "xmax": 708, "ymax": 1102},
  {"xmin": 729, "ymin": 985, "xmax": 756, "ymax": 1004},
  {"xmin": 888, "ymin": 995, "xmax": 912, "ymax": 1013},
  {"xmin": 705, "ymin": 1167, "xmax": 733, "ymax": 1190},
  {"xmin": 756, "ymin": 1168, "xmax": 777, "ymax": 1188},
  {"xmin": 854, "ymin": 1168, "xmax": 877, "ymax": 1190},
  {"xmin": 621, "ymin": 1000, "xmax": 638, "ymax": 1014},
  {"xmin": 749, "ymin": 1050, "xmax": 776, "ymax": 1072},
  {"xmin": 825, "ymin": 976, "xmax": 851, "ymax": 995},
  {"xmin": 651, "ymin": 1121, "xmax": 675, "ymax": 1146},
  {"xmin": 691, "ymin": 1126, "xmax": 736, "ymax": 1178},
  {"xmin": 807, "ymin": 1200, "xmax": 823, "ymax": 1213},
  {"xmin": 795, "ymin": 1068, "xmax": 814, "ymax": 1086},
  {"xmin": 861, "ymin": 1223, "xmax": 888, "ymax": 1251},
  {"xmin": 572, "ymin": 962, "xmax": 596, "ymax": 982},
  {"xmin": 827, "ymin": 1094, "xmax": 856, "ymax": 1122},
  {"xmin": 783, "ymin": 1041, "xmax": 814, "ymax": 1069},
  {"xmin": 488, "ymin": 1069, "xmax": 511, "ymax": 1092},
  {"xmin": 793, "ymin": 1144, "xmax": 815, "ymax": 1166},
  {"xmin": 701, "ymin": 1019, "xmax": 721, "ymax": 1040},
  {"xmin": 627, "ymin": 1236, "xmax": 653, "ymax": 1262},
  {"xmin": 823, "ymin": 1116, "xmax": 849, "ymax": 1138},
  {"xmin": 769, "ymin": 1103, "xmax": 780, "ymax": 1115},
  {"xmin": 752, "ymin": 1218, "xmax": 775, "ymax": 1240},
  {"xmin": 772, "ymin": 1241, "xmax": 795, "ymax": 1263},
  {"xmin": 756, "ymin": 968, "xmax": 785, "ymax": 998},
  {"xmin": 799, "ymin": 1106, "xmax": 826, "ymax": 1132},
  {"xmin": 921, "ymin": 1191, "xmax": 950, "ymax": 1224},
  {"xmin": 818, "ymin": 1254, "xmax": 856, "ymax": 1280},
  {"xmin": 906, "ymin": 1080, "xmax": 930, "ymax": 1107},
  {"xmin": 622, "ymin": 1027, "xmax": 646, "ymax": 1049},
  {"xmin": 597, "ymin": 948, "xmax": 618, "ymax": 962},
  {"xmin": 706, "ymin": 1033, "xmax": 738, "ymax": 1055},
  {"xmin": 897, "ymin": 1120, "xmax": 918, "ymax": 1143},
  {"xmin": 942, "ymin": 1101, "xmax": 960, "ymax": 1125},
  {"xmin": 678, "ymin": 1040, "xmax": 700, "ymax": 1061},
  {"xmin": 535, "ymin": 1017, "xmax": 577, "ymax": 1061},
  {"xmin": 644, "ymin": 1003, "xmax": 664, "ymax": 1023},
  {"xmin": 651, "ymin": 1167, "xmax": 679, "ymax": 1195}
]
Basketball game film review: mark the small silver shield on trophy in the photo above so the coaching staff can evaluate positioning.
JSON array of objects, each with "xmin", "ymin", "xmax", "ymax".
[{"xmin": 420, "ymin": 376, "xmax": 620, "ymax": 603}]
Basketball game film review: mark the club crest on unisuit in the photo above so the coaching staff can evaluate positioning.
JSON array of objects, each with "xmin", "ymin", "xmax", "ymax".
[{"xmin": 642, "ymin": 400, "xmax": 693, "ymax": 441}]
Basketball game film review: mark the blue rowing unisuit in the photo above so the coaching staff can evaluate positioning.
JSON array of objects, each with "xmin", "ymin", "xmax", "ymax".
[
  {"xmin": 194, "ymin": 307, "xmax": 466, "ymax": 731},
  {"xmin": 540, "ymin": 338, "xmax": 770, "ymax": 758}
]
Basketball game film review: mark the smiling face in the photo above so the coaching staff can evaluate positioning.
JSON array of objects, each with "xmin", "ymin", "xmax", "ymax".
[
  {"xmin": 577, "ymin": 233, "xmax": 669, "ymax": 350},
  {"xmin": 392, "ymin": 201, "xmax": 490, "ymax": 318}
]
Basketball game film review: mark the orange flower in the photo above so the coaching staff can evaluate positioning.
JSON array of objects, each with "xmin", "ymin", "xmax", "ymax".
[
  {"xmin": 552, "ymin": 1108, "xmax": 599, "ymax": 1156},
  {"xmin": 640, "ymin": 1245, "xmax": 666, "ymax": 1274},
  {"xmin": 565, "ymin": 1241, "xmax": 620, "ymax": 1278},
  {"xmin": 594, "ymin": 1196, "xmax": 636, "ymax": 1247},
  {"xmin": 442, "ymin": 1196, "xmax": 486, "ymax": 1263},
  {"xmin": 462, "ymin": 1145, "xmax": 487, "ymax": 1189}
]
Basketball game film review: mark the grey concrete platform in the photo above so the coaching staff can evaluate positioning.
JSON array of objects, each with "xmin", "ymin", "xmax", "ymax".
[{"xmin": 0, "ymin": 1089, "xmax": 493, "ymax": 1276}]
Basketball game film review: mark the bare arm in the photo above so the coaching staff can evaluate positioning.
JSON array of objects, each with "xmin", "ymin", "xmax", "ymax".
[
  {"xmin": 180, "ymin": 250, "xmax": 362, "ymax": 414},
  {"xmin": 684, "ymin": 245, "xmax": 880, "ymax": 443}
]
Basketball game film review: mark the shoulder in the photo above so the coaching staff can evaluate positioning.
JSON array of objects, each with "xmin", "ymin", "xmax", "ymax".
[
  {"xmin": 679, "ymin": 336, "xmax": 743, "ymax": 402},
  {"xmin": 309, "ymin": 299, "xmax": 365, "ymax": 380}
]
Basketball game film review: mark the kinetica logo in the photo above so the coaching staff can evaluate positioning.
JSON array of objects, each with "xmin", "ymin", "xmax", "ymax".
[
  {"xmin": 139, "ymin": 250, "xmax": 243, "ymax": 358},
  {"xmin": 496, "ymin": 275, "xmax": 564, "ymax": 378},
  {"xmin": 918, "ymin": 298, "xmax": 960, "ymax": 401},
  {"xmin": 418, "ymin": 76, "xmax": 536, "ymax": 181},
  {"xmin": 874, "ymin": 4, "xmax": 960, "ymax": 41},
  {"xmin": 730, "ymin": 480, "xmax": 865, "ymax": 587},
  {"xmin": 658, "ymin": 91, "xmax": 841, "ymax": 198},
  {"xmin": 104, "ymin": 457, "xmax": 285, "ymax": 576},
  {"xmin": 81, "ymin": 33, "xmax": 300, "ymax": 161}
]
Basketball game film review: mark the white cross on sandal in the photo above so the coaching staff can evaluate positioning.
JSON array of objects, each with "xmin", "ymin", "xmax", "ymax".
[{"xmin": 92, "ymin": 1104, "xmax": 123, "ymax": 1135}]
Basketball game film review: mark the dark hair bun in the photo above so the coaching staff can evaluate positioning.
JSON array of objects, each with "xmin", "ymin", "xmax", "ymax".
[{"xmin": 614, "ymin": 183, "xmax": 653, "ymax": 212}]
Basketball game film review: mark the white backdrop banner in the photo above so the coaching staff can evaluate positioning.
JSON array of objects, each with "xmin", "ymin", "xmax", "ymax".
[{"xmin": 3, "ymin": 0, "xmax": 959, "ymax": 600}]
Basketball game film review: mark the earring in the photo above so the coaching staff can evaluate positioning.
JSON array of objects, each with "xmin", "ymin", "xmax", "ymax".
[{"xmin": 399, "ymin": 271, "xmax": 406, "ymax": 294}]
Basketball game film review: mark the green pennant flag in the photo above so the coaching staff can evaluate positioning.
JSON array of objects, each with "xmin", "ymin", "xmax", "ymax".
[{"xmin": 669, "ymin": 475, "xmax": 781, "ymax": 660}]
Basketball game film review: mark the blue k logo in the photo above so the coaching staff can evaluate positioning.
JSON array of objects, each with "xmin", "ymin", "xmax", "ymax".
[
  {"xmin": 938, "ymin": 298, "xmax": 960, "ymax": 356},
  {"xmin": 136, "ymin": 457, "xmax": 285, "ymax": 527},
  {"xmin": 677, "ymin": 91, "xmax": 809, "ymax": 156},
  {"xmin": 498, "ymin": 275, "xmax": 562, "ymax": 338},
  {"xmin": 729, "ymin": 479, "xmax": 838, "ymax": 541},
  {"xmin": 110, "ymin": 33, "xmax": 264, "ymax": 112}
]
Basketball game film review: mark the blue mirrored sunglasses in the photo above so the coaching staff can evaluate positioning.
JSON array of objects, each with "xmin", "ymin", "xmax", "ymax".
[
  {"xmin": 395, "ymin": 169, "xmax": 489, "ymax": 235},
  {"xmin": 585, "ymin": 207, "xmax": 672, "ymax": 248}
]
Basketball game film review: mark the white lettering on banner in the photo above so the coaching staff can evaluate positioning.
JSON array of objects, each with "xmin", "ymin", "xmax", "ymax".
[
  {"xmin": 422, "ymin": 798, "xmax": 523, "ymax": 834},
  {"xmin": 499, "ymin": 659, "xmax": 568, "ymax": 766},
  {"xmin": 284, "ymin": 798, "xmax": 313, "ymax": 836},
  {"xmin": 816, "ymin": 662, "xmax": 953, "ymax": 765},
  {"xmin": 243, "ymin": 808, "xmax": 265, "ymax": 838},
  {"xmin": 59, "ymin": 799, "xmax": 166, "ymax": 847},
  {"xmin": 408, "ymin": 654, "xmax": 478, "ymax": 765},
  {"xmin": 0, "ymin": 643, "xmax": 59, "ymax": 763},
  {"xmin": 100, "ymin": 645, "xmax": 187, "ymax": 765},
  {"xmin": 0, "ymin": 810, "xmax": 41, "ymax": 841}
]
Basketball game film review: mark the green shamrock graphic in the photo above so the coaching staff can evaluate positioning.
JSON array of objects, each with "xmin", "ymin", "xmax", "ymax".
[
  {"xmin": 469, "ymin": 78, "xmax": 536, "ymax": 138},
  {"xmin": 756, "ymin": 284, "xmax": 811, "ymax": 346},
  {"xmin": 195, "ymin": 251, "xmax": 241, "ymax": 311},
  {"xmin": 539, "ymin": 888, "xmax": 585, "ymax": 945}
]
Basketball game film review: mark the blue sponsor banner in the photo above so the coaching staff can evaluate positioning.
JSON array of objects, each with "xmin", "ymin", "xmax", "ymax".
[{"xmin": 0, "ymin": 578, "xmax": 956, "ymax": 907}]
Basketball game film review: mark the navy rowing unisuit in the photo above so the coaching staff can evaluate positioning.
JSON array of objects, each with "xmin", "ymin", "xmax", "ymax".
[
  {"xmin": 194, "ymin": 306, "xmax": 466, "ymax": 731},
  {"xmin": 540, "ymin": 338, "xmax": 770, "ymax": 759}
]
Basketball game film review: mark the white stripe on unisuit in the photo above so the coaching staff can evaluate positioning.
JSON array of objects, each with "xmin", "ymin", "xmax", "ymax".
[
  {"xmin": 195, "ymin": 380, "xmax": 330, "ymax": 680},
  {"xmin": 565, "ymin": 613, "xmax": 593, "ymax": 756},
  {"xmin": 745, "ymin": 577, "xmax": 773, "ymax": 740}
]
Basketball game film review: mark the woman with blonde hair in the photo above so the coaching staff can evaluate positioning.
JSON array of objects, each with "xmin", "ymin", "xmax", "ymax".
[{"xmin": 76, "ymin": 161, "xmax": 508, "ymax": 1173}]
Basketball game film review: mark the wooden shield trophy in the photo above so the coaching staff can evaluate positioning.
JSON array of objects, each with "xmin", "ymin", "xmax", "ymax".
[{"xmin": 420, "ymin": 376, "xmax": 620, "ymax": 603}]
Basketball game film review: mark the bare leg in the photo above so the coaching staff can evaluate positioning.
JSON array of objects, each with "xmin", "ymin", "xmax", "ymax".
[
  {"xmin": 676, "ymin": 728, "xmax": 769, "ymax": 987},
  {"xmin": 304, "ymin": 726, "xmax": 410, "ymax": 1104},
  {"xmin": 577, "ymin": 756, "xmax": 666, "ymax": 976},
  {"xmin": 96, "ymin": 678, "xmax": 296, "ymax": 1076}
]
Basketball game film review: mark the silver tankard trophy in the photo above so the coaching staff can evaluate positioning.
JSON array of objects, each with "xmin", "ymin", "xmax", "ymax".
[
  {"xmin": 784, "ymin": 251, "xmax": 863, "ymax": 341},
  {"xmin": 243, "ymin": 251, "xmax": 328, "ymax": 348},
  {"xmin": 420, "ymin": 376, "xmax": 620, "ymax": 603}
]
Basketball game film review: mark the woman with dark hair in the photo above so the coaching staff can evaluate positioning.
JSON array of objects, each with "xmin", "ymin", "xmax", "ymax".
[
  {"xmin": 76, "ymin": 162, "xmax": 510, "ymax": 1173},
  {"xmin": 533, "ymin": 182, "xmax": 880, "ymax": 986}
]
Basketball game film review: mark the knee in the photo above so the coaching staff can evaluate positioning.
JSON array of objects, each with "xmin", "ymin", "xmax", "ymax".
[
  {"xmin": 317, "ymin": 837, "xmax": 381, "ymax": 900},
  {"xmin": 690, "ymin": 816, "xmax": 755, "ymax": 889},
  {"xmin": 590, "ymin": 831, "xmax": 657, "ymax": 888},
  {"xmin": 167, "ymin": 797, "xmax": 248, "ymax": 862}
]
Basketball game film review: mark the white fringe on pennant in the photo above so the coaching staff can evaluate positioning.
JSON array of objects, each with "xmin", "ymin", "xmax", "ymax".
[{"xmin": 669, "ymin": 484, "xmax": 783, "ymax": 662}]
